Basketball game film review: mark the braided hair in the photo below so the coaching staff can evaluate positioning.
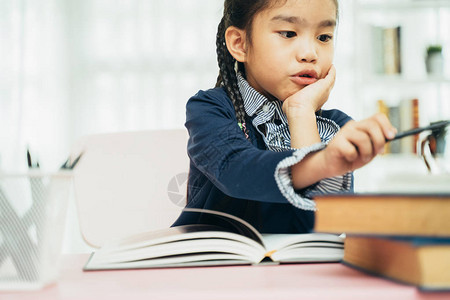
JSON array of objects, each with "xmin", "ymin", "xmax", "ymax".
[
  {"xmin": 215, "ymin": 0, "xmax": 275, "ymax": 138},
  {"xmin": 215, "ymin": 0, "xmax": 339, "ymax": 137},
  {"xmin": 215, "ymin": 18, "xmax": 246, "ymax": 126}
]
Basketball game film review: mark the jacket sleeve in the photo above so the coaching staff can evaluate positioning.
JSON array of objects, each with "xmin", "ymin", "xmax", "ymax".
[
  {"xmin": 274, "ymin": 115, "xmax": 354, "ymax": 210},
  {"xmin": 185, "ymin": 89, "xmax": 301, "ymax": 204}
]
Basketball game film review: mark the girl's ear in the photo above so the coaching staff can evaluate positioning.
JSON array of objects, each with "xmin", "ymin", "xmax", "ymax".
[{"xmin": 225, "ymin": 26, "xmax": 247, "ymax": 63}]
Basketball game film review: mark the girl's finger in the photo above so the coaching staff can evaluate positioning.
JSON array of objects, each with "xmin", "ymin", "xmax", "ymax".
[
  {"xmin": 373, "ymin": 113, "xmax": 397, "ymax": 140},
  {"xmin": 319, "ymin": 64, "xmax": 336, "ymax": 92},
  {"xmin": 355, "ymin": 117, "xmax": 387, "ymax": 155}
]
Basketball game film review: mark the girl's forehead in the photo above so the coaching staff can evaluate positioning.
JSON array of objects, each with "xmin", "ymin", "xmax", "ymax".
[
  {"xmin": 258, "ymin": 0, "xmax": 337, "ymax": 21},
  {"xmin": 265, "ymin": 0, "xmax": 337, "ymax": 14}
]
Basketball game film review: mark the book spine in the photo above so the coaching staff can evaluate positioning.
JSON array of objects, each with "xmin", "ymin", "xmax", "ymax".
[
  {"xmin": 377, "ymin": 99, "xmax": 390, "ymax": 154},
  {"xmin": 383, "ymin": 26, "xmax": 402, "ymax": 75}
]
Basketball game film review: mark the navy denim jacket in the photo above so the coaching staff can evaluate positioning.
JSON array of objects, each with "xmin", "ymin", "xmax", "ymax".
[{"xmin": 172, "ymin": 87, "xmax": 352, "ymax": 233}]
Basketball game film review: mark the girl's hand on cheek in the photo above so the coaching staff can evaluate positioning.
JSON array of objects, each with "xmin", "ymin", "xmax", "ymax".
[
  {"xmin": 283, "ymin": 65, "xmax": 336, "ymax": 119},
  {"xmin": 321, "ymin": 113, "xmax": 397, "ymax": 176}
]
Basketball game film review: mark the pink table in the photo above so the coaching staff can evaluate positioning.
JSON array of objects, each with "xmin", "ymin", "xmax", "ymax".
[{"xmin": 1, "ymin": 254, "xmax": 449, "ymax": 300}]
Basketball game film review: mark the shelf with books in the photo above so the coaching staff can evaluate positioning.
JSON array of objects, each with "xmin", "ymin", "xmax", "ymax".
[
  {"xmin": 354, "ymin": 3, "xmax": 450, "ymax": 80},
  {"xmin": 352, "ymin": 0, "xmax": 450, "ymax": 137}
]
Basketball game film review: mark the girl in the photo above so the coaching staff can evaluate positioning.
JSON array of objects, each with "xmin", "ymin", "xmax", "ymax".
[{"xmin": 172, "ymin": 0, "xmax": 396, "ymax": 233}]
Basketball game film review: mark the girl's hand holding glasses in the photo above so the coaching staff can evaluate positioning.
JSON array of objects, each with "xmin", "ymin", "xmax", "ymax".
[{"xmin": 321, "ymin": 113, "xmax": 397, "ymax": 176}]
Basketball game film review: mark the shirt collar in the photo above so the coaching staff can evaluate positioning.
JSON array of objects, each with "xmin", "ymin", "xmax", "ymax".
[
  {"xmin": 237, "ymin": 73, "xmax": 287, "ymax": 126},
  {"xmin": 237, "ymin": 73, "xmax": 269, "ymax": 117}
]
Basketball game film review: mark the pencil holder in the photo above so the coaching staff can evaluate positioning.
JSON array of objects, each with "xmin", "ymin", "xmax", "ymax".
[{"xmin": 0, "ymin": 171, "xmax": 73, "ymax": 290}]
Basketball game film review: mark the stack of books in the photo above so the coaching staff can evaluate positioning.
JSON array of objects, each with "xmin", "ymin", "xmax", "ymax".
[{"xmin": 313, "ymin": 193, "xmax": 450, "ymax": 291}]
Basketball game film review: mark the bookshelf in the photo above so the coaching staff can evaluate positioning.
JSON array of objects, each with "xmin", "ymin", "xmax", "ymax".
[{"xmin": 352, "ymin": 0, "xmax": 450, "ymax": 134}]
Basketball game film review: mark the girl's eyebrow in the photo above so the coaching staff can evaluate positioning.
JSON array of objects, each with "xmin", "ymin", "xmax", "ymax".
[{"xmin": 270, "ymin": 15, "xmax": 336, "ymax": 28}]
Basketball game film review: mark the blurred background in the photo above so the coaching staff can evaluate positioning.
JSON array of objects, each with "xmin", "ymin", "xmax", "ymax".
[
  {"xmin": 1, "ymin": 0, "xmax": 222, "ymax": 171},
  {"xmin": 1, "ymin": 0, "xmax": 450, "ymax": 170},
  {"xmin": 1, "ymin": 0, "xmax": 450, "ymax": 252}
]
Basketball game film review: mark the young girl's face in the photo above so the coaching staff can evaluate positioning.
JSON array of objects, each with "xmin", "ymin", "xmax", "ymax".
[{"xmin": 243, "ymin": 0, "xmax": 337, "ymax": 101}]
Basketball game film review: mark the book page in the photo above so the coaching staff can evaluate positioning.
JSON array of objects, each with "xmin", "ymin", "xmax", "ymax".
[
  {"xmin": 101, "ymin": 224, "xmax": 223, "ymax": 251},
  {"xmin": 262, "ymin": 233, "xmax": 344, "ymax": 263},
  {"xmin": 262, "ymin": 233, "xmax": 344, "ymax": 251},
  {"xmin": 85, "ymin": 253, "xmax": 253, "ymax": 270},
  {"xmin": 93, "ymin": 237, "xmax": 264, "ymax": 266},
  {"xmin": 100, "ymin": 208, "xmax": 265, "ymax": 253},
  {"xmin": 182, "ymin": 208, "xmax": 264, "ymax": 245}
]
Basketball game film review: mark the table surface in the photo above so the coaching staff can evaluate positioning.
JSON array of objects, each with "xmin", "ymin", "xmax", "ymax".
[{"xmin": 1, "ymin": 254, "xmax": 450, "ymax": 300}]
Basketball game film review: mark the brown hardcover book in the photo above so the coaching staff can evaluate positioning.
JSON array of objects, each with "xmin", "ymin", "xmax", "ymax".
[
  {"xmin": 343, "ymin": 236, "xmax": 450, "ymax": 291},
  {"xmin": 314, "ymin": 193, "xmax": 450, "ymax": 237}
]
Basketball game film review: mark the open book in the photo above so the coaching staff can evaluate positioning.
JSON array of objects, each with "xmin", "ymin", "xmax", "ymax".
[{"xmin": 84, "ymin": 209, "xmax": 344, "ymax": 270}]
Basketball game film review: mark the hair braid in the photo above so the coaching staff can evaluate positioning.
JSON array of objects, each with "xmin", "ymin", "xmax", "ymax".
[{"xmin": 215, "ymin": 16, "xmax": 248, "ymax": 138}]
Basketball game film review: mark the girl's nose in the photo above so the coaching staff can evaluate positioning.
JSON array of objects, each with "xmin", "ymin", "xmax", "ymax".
[{"xmin": 296, "ymin": 39, "xmax": 318, "ymax": 63}]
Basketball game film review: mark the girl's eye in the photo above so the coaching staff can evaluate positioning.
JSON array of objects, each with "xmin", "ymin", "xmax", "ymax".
[
  {"xmin": 279, "ymin": 31, "xmax": 297, "ymax": 38},
  {"xmin": 318, "ymin": 34, "xmax": 333, "ymax": 42}
]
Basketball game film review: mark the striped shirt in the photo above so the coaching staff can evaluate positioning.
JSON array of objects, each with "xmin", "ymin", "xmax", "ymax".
[{"xmin": 237, "ymin": 74, "xmax": 352, "ymax": 210}]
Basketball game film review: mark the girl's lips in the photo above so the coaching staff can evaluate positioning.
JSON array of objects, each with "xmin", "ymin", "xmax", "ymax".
[
  {"xmin": 290, "ymin": 70, "xmax": 319, "ymax": 86},
  {"xmin": 290, "ymin": 75, "xmax": 318, "ymax": 86}
]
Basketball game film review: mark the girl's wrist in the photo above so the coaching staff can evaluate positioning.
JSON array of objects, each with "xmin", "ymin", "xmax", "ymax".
[
  {"xmin": 291, "ymin": 150, "xmax": 330, "ymax": 189},
  {"xmin": 288, "ymin": 108, "xmax": 320, "ymax": 148}
]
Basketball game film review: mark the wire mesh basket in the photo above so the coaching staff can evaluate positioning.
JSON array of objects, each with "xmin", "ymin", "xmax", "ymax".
[{"xmin": 0, "ymin": 171, "xmax": 73, "ymax": 290}]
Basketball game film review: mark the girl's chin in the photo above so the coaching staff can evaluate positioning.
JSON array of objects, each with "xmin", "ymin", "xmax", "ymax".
[{"xmin": 265, "ymin": 86, "xmax": 308, "ymax": 102}]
